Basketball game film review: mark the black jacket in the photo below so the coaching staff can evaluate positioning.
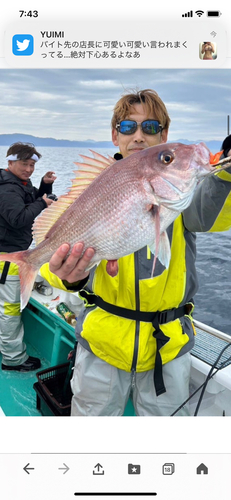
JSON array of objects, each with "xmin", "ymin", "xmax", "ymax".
[{"xmin": 0, "ymin": 169, "xmax": 52, "ymax": 252}]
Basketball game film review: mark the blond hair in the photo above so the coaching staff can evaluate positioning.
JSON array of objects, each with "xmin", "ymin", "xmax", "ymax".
[{"xmin": 111, "ymin": 89, "xmax": 171, "ymax": 131}]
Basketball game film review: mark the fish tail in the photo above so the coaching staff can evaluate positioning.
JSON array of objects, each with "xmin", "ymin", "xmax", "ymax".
[{"xmin": 0, "ymin": 251, "xmax": 39, "ymax": 311}]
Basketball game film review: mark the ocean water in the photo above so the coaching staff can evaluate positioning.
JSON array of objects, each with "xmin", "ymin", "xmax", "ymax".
[
  {"xmin": 1, "ymin": 145, "xmax": 231, "ymax": 334},
  {"xmin": 195, "ymin": 230, "xmax": 231, "ymax": 334}
]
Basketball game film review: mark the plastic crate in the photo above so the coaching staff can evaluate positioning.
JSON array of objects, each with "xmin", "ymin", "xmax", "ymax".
[{"xmin": 33, "ymin": 362, "xmax": 73, "ymax": 416}]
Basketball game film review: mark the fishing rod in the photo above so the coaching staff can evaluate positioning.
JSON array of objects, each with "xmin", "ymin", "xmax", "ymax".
[{"xmin": 170, "ymin": 341, "xmax": 231, "ymax": 417}]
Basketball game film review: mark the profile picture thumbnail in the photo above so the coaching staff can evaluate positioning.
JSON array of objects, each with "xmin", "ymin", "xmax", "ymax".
[{"xmin": 199, "ymin": 42, "xmax": 217, "ymax": 60}]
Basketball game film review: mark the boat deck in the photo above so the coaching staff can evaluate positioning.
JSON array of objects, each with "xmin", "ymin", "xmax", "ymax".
[
  {"xmin": 1, "ymin": 292, "xmax": 231, "ymax": 417},
  {"xmin": 0, "ymin": 344, "xmax": 49, "ymax": 416},
  {"xmin": 0, "ymin": 292, "xmax": 135, "ymax": 416},
  {"xmin": 192, "ymin": 323, "xmax": 231, "ymax": 369},
  {"xmin": 0, "ymin": 290, "xmax": 77, "ymax": 417}
]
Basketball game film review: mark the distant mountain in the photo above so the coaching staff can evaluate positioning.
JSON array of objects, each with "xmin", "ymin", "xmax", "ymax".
[
  {"xmin": 0, "ymin": 133, "xmax": 114, "ymax": 148},
  {"xmin": 177, "ymin": 138, "xmax": 223, "ymax": 151},
  {"xmin": 0, "ymin": 133, "xmax": 223, "ymax": 151}
]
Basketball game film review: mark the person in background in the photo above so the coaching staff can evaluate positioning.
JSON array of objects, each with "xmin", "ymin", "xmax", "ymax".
[
  {"xmin": 41, "ymin": 89, "xmax": 231, "ymax": 416},
  {"xmin": 221, "ymin": 135, "xmax": 231, "ymax": 158},
  {"xmin": 0, "ymin": 142, "xmax": 56, "ymax": 371}
]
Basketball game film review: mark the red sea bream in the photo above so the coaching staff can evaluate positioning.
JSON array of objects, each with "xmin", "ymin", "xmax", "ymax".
[{"xmin": 0, "ymin": 143, "xmax": 227, "ymax": 309}]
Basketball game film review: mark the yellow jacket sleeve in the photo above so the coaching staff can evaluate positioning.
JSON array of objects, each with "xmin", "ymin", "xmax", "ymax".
[{"xmin": 40, "ymin": 263, "xmax": 70, "ymax": 291}]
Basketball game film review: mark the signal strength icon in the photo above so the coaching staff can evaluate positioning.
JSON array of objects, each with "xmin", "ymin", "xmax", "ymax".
[
  {"xmin": 195, "ymin": 10, "xmax": 204, "ymax": 17},
  {"xmin": 182, "ymin": 10, "xmax": 193, "ymax": 17}
]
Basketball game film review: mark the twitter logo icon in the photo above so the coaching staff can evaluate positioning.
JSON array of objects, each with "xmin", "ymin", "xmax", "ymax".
[{"xmin": 12, "ymin": 34, "xmax": 34, "ymax": 56}]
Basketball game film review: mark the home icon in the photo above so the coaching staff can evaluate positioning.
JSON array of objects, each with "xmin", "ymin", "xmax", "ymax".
[{"xmin": 196, "ymin": 463, "xmax": 208, "ymax": 475}]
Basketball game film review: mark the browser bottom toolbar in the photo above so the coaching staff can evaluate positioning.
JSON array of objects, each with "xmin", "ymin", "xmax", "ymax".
[{"xmin": 0, "ymin": 453, "xmax": 230, "ymax": 499}]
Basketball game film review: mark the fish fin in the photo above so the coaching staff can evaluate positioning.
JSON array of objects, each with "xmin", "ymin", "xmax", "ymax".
[
  {"xmin": 32, "ymin": 195, "xmax": 74, "ymax": 245},
  {"xmin": 157, "ymin": 231, "xmax": 171, "ymax": 269},
  {"xmin": 89, "ymin": 150, "xmax": 116, "ymax": 165},
  {"xmin": 158, "ymin": 231, "xmax": 171, "ymax": 269},
  {"xmin": 85, "ymin": 260, "xmax": 101, "ymax": 272},
  {"xmin": 85, "ymin": 258, "xmax": 118, "ymax": 276},
  {"xmin": 74, "ymin": 149, "xmax": 115, "ymax": 170},
  {"xmin": 149, "ymin": 231, "xmax": 171, "ymax": 274},
  {"xmin": 33, "ymin": 150, "xmax": 115, "ymax": 246},
  {"xmin": 0, "ymin": 251, "xmax": 39, "ymax": 310},
  {"xmin": 151, "ymin": 206, "xmax": 160, "ymax": 276}
]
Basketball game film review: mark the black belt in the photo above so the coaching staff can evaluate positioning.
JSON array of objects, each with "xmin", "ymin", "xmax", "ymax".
[
  {"xmin": 0, "ymin": 261, "xmax": 10, "ymax": 285},
  {"xmin": 79, "ymin": 289, "xmax": 193, "ymax": 397}
]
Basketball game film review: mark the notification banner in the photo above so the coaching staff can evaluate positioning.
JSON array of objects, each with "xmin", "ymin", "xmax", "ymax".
[{"xmin": 4, "ymin": 20, "xmax": 226, "ymax": 68}]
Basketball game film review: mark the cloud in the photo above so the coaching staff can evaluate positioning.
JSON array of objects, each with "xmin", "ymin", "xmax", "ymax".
[
  {"xmin": 30, "ymin": 91, "xmax": 58, "ymax": 101},
  {"xmin": 79, "ymin": 79, "xmax": 122, "ymax": 89},
  {"xmin": 0, "ymin": 69, "xmax": 230, "ymax": 141}
]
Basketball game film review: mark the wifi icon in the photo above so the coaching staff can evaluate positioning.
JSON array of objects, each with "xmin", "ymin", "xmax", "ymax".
[{"xmin": 195, "ymin": 10, "xmax": 204, "ymax": 17}]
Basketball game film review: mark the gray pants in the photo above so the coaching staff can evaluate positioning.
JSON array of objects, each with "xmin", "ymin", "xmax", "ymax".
[
  {"xmin": 0, "ymin": 274, "xmax": 28, "ymax": 366},
  {"xmin": 70, "ymin": 343, "xmax": 191, "ymax": 416}
]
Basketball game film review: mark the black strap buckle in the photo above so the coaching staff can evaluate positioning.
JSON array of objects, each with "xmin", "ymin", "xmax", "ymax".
[{"xmin": 158, "ymin": 310, "xmax": 168, "ymax": 324}]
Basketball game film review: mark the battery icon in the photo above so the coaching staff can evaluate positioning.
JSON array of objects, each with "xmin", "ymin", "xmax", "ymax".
[{"xmin": 207, "ymin": 11, "xmax": 222, "ymax": 17}]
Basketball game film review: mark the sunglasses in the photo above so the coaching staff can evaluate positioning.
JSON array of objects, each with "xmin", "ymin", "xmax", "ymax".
[{"xmin": 116, "ymin": 119, "xmax": 163, "ymax": 135}]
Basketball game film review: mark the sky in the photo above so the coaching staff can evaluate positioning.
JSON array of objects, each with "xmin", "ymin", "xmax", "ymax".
[{"xmin": 0, "ymin": 68, "xmax": 230, "ymax": 143}]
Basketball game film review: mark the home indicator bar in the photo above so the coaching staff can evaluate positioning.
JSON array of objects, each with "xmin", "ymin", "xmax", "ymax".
[{"xmin": 74, "ymin": 494, "xmax": 157, "ymax": 497}]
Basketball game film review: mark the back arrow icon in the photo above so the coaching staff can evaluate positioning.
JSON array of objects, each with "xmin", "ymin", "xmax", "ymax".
[
  {"xmin": 23, "ymin": 463, "xmax": 35, "ymax": 474},
  {"xmin": 58, "ymin": 463, "xmax": 70, "ymax": 474}
]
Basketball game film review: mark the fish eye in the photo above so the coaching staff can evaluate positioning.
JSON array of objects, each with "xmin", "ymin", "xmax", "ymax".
[{"xmin": 159, "ymin": 151, "xmax": 175, "ymax": 165}]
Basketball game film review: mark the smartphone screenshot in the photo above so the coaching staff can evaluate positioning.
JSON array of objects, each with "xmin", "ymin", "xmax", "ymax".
[{"xmin": 0, "ymin": 2, "xmax": 231, "ymax": 499}]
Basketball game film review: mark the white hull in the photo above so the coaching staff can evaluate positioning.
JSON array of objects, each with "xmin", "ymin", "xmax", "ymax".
[{"xmin": 189, "ymin": 320, "xmax": 231, "ymax": 416}]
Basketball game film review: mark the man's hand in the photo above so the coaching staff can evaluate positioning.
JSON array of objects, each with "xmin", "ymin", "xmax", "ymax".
[
  {"xmin": 49, "ymin": 242, "xmax": 95, "ymax": 283},
  {"xmin": 42, "ymin": 194, "xmax": 54, "ymax": 206},
  {"xmin": 43, "ymin": 171, "xmax": 57, "ymax": 184}
]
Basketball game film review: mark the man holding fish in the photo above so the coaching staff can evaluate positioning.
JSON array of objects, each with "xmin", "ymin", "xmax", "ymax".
[
  {"xmin": 2, "ymin": 90, "xmax": 231, "ymax": 415},
  {"xmin": 0, "ymin": 142, "xmax": 56, "ymax": 372},
  {"xmin": 41, "ymin": 89, "xmax": 231, "ymax": 416}
]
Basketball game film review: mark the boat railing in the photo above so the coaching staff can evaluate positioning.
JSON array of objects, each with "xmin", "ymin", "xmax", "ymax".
[{"xmin": 193, "ymin": 319, "xmax": 231, "ymax": 343}]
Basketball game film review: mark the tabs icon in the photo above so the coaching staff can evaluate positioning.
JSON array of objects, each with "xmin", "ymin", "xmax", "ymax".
[{"xmin": 162, "ymin": 463, "xmax": 175, "ymax": 475}]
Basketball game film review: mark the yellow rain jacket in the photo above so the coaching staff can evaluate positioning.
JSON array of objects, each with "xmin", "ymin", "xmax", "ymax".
[{"xmin": 40, "ymin": 167, "xmax": 231, "ymax": 384}]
